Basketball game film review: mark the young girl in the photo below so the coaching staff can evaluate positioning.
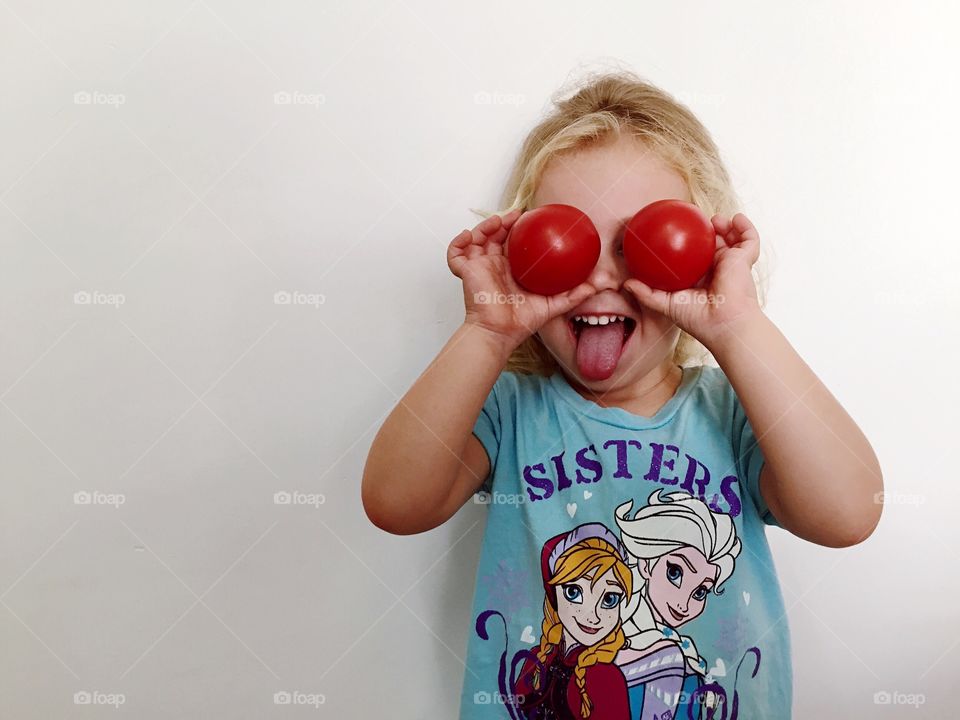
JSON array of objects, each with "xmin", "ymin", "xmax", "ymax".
[{"xmin": 362, "ymin": 70, "xmax": 883, "ymax": 719}]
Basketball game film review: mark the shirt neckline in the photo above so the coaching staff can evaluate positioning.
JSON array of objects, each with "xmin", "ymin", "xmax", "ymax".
[{"xmin": 546, "ymin": 364, "xmax": 702, "ymax": 430}]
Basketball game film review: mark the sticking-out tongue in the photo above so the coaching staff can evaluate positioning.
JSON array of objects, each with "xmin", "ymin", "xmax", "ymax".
[{"xmin": 575, "ymin": 322, "xmax": 627, "ymax": 381}]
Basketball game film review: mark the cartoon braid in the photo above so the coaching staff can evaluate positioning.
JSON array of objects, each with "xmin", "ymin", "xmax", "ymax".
[
  {"xmin": 572, "ymin": 625, "xmax": 625, "ymax": 718},
  {"xmin": 532, "ymin": 596, "xmax": 564, "ymax": 688}
]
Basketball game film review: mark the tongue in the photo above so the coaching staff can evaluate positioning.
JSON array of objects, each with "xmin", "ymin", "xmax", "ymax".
[{"xmin": 576, "ymin": 322, "xmax": 626, "ymax": 381}]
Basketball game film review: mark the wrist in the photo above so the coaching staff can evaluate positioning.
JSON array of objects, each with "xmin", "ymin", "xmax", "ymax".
[
  {"xmin": 703, "ymin": 308, "xmax": 771, "ymax": 358},
  {"xmin": 459, "ymin": 320, "xmax": 524, "ymax": 363}
]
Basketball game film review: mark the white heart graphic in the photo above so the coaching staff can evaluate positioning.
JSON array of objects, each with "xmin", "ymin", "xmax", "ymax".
[
  {"xmin": 709, "ymin": 658, "xmax": 727, "ymax": 677},
  {"xmin": 521, "ymin": 625, "xmax": 536, "ymax": 644},
  {"xmin": 583, "ymin": 490, "xmax": 593, "ymax": 500},
  {"xmin": 566, "ymin": 503, "xmax": 577, "ymax": 518},
  {"xmin": 742, "ymin": 591, "xmax": 751, "ymax": 606}
]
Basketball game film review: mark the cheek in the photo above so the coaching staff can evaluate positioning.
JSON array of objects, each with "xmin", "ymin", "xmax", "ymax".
[
  {"xmin": 536, "ymin": 317, "xmax": 572, "ymax": 352},
  {"xmin": 599, "ymin": 606, "xmax": 618, "ymax": 628}
]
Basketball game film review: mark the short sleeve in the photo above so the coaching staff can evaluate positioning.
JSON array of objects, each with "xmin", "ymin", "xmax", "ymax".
[
  {"xmin": 471, "ymin": 377, "xmax": 503, "ymax": 495},
  {"xmin": 730, "ymin": 387, "xmax": 780, "ymax": 527}
]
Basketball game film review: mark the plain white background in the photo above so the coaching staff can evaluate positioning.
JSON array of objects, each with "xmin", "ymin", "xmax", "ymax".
[{"xmin": 1, "ymin": 1, "xmax": 957, "ymax": 717}]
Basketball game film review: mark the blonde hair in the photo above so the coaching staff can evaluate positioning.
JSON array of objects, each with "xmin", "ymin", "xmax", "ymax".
[
  {"xmin": 533, "ymin": 537, "xmax": 633, "ymax": 718},
  {"xmin": 615, "ymin": 489, "xmax": 742, "ymax": 595},
  {"xmin": 474, "ymin": 69, "xmax": 769, "ymax": 375}
]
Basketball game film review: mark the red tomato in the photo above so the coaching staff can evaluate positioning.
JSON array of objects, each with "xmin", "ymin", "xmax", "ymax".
[
  {"xmin": 623, "ymin": 199, "xmax": 716, "ymax": 291},
  {"xmin": 507, "ymin": 204, "xmax": 601, "ymax": 296}
]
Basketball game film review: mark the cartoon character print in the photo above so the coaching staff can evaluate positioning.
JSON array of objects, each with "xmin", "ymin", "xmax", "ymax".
[
  {"xmin": 477, "ymin": 523, "xmax": 634, "ymax": 719},
  {"xmin": 475, "ymin": 491, "xmax": 762, "ymax": 720},
  {"xmin": 613, "ymin": 489, "xmax": 742, "ymax": 719}
]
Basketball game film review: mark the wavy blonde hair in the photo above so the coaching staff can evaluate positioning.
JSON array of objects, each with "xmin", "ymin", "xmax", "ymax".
[
  {"xmin": 474, "ymin": 69, "xmax": 769, "ymax": 375},
  {"xmin": 533, "ymin": 537, "xmax": 633, "ymax": 718}
]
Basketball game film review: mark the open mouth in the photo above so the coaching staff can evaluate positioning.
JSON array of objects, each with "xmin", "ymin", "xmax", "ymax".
[
  {"xmin": 567, "ymin": 314, "xmax": 638, "ymax": 381},
  {"xmin": 667, "ymin": 606, "xmax": 686, "ymax": 622}
]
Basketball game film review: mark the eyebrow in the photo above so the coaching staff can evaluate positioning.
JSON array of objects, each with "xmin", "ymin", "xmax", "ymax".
[{"xmin": 667, "ymin": 554, "xmax": 698, "ymax": 574}]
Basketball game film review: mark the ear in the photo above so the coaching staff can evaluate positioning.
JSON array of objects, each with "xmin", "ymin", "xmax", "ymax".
[{"xmin": 638, "ymin": 559, "xmax": 654, "ymax": 580}]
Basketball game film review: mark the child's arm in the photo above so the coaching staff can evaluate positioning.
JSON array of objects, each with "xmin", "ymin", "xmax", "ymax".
[
  {"xmin": 362, "ymin": 210, "xmax": 596, "ymax": 535},
  {"xmin": 709, "ymin": 311, "xmax": 882, "ymax": 547},
  {"xmin": 362, "ymin": 322, "xmax": 514, "ymax": 535},
  {"xmin": 625, "ymin": 213, "xmax": 883, "ymax": 548}
]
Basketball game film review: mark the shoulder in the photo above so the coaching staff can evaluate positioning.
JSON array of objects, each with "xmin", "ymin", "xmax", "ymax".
[
  {"xmin": 487, "ymin": 369, "xmax": 555, "ymax": 408},
  {"xmin": 680, "ymin": 363, "xmax": 741, "ymax": 424}
]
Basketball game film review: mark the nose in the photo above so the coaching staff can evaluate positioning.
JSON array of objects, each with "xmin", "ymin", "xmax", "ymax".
[
  {"xmin": 586, "ymin": 604, "xmax": 601, "ymax": 623},
  {"xmin": 583, "ymin": 236, "xmax": 627, "ymax": 293}
]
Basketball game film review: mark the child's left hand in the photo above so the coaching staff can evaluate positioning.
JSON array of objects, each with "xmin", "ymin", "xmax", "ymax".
[{"xmin": 623, "ymin": 212, "xmax": 764, "ymax": 349}]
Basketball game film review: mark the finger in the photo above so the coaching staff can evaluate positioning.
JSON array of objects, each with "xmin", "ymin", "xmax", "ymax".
[
  {"xmin": 731, "ymin": 212, "xmax": 758, "ymax": 237},
  {"xmin": 547, "ymin": 281, "xmax": 597, "ymax": 316},
  {"xmin": 711, "ymin": 214, "xmax": 732, "ymax": 237},
  {"xmin": 623, "ymin": 278, "xmax": 672, "ymax": 316},
  {"xmin": 476, "ymin": 214, "xmax": 503, "ymax": 237},
  {"xmin": 447, "ymin": 251, "xmax": 466, "ymax": 278},
  {"xmin": 501, "ymin": 208, "xmax": 523, "ymax": 229}
]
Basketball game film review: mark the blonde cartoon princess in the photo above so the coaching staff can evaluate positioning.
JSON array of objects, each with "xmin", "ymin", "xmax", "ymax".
[{"xmin": 613, "ymin": 490, "xmax": 742, "ymax": 720}]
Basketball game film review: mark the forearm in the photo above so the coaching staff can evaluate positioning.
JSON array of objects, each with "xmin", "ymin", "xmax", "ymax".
[
  {"xmin": 708, "ymin": 312, "xmax": 883, "ymax": 546},
  {"xmin": 362, "ymin": 322, "xmax": 515, "ymax": 528}
]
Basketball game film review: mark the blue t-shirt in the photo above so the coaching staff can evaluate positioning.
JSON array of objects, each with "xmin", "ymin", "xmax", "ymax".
[{"xmin": 461, "ymin": 364, "xmax": 791, "ymax": 719}]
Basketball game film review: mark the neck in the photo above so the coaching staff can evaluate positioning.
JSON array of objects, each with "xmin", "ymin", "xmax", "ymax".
[{"xmin": 570, "ymin": 360, "xmax": 683, "ymax": 416}]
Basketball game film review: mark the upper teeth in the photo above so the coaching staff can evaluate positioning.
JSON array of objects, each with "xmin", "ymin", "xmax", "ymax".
[{"xmin": 573, "ymin": 315, "xmax": 625, "ymax": 325}]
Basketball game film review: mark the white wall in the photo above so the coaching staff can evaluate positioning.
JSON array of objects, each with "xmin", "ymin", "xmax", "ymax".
[{"xmin": 1, "ymin": 1, "xmax": 956, "ymax": 717}]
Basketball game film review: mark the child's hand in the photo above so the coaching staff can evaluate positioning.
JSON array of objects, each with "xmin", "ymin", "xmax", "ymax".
[
  {"xmin": 623, "ymin": 212, "xmax": 764, "ymax": 349},
  {"xmin": 447, "ymin": 210, "xmax": 596, "ymax": 350}
]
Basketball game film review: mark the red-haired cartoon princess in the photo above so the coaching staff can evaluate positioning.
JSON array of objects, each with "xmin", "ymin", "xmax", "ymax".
[{"xmin": 513, "ymin": 522, "xmax": 634, "ymax": 719}]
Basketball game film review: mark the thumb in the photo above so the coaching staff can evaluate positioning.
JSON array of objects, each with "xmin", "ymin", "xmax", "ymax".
[
  {"xmin": 548, "ymin": 281, "xmax": 596, "ymax": 317},
  {"xmin": 623, "ymin": 278, "xmax": 672, "ymax": 316}
]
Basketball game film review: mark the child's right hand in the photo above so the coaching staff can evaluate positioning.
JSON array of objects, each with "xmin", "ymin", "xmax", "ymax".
[{"xmin": 447, "ymin": 209, "xmax": 597, "ymax": 350}]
